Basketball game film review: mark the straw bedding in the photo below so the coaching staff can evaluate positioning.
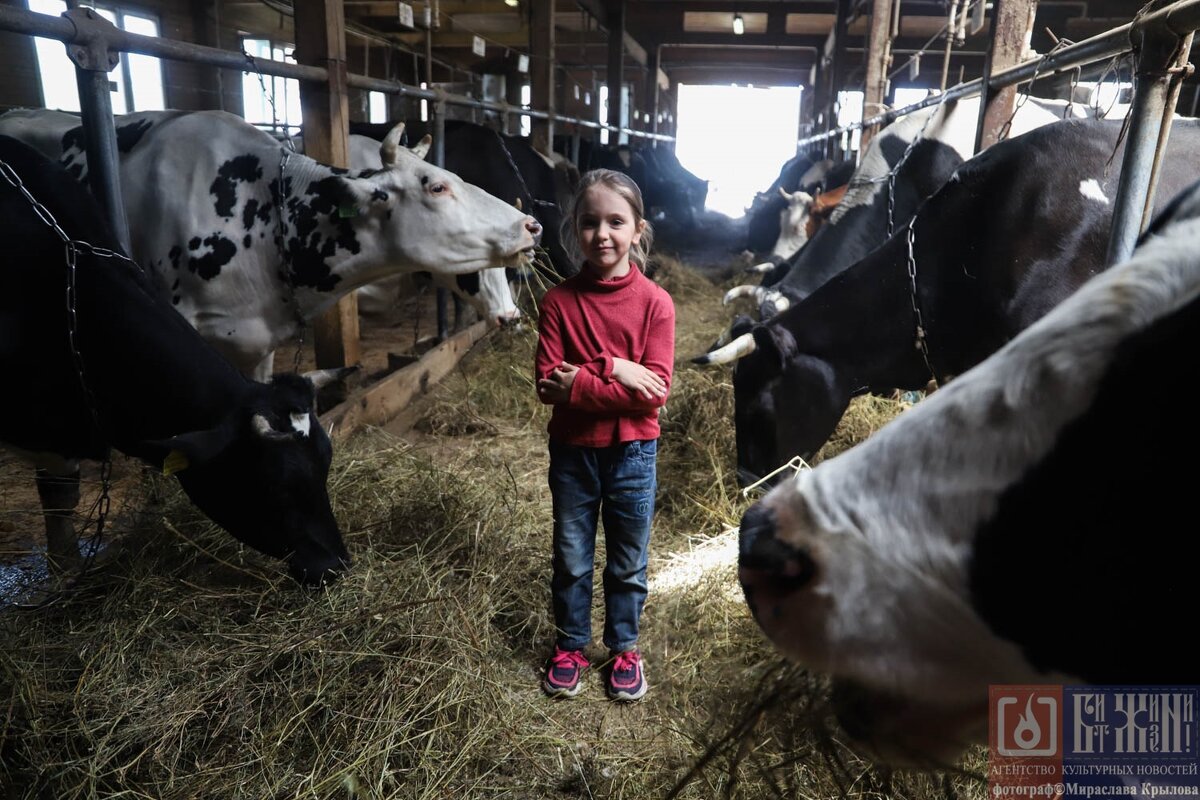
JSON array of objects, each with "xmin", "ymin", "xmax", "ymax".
[{"xmin": 0, "ymin": 253, "xmax": 987, "ymax": 799}]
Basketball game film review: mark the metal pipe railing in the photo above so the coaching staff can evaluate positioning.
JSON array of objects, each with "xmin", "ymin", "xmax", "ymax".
[
  {"xmin": 0, "ymin": 4, "xmax": 674, "ymax": 145},
  {"xmin": 797, "ymin": 0, "xmax": 1200, "ymax": 149},
  {"xmin": 798, "ymin": 0, "xmax": 1200, "ymax": 266}
]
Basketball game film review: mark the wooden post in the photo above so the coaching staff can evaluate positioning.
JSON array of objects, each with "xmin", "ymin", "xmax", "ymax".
[
  {"xmin": 294, "ymin": 0, "xmax": 361, "ymax": 372},
  {"xmin": 861, "ymin": 0, "xmax": 894, "ymax": 151},
  {"xmin": 530, "ymin": 0, "xmax": 555, "ymax": 144},
  {"xmin": 645, "ymin": 44, "xmax": 661, "ymax": 136},
  {"xmin": 606, "ymin": 0, "xmax": 626, "ymax": 142},
  {"xmin": 976, "ymin": 0, "xmax": 1038, "ymax": 152},
  {"xmin": 826, "ymin": 0, "xmax": 852, "ymax": 159}
]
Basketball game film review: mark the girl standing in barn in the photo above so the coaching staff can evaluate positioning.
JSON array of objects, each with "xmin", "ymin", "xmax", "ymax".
[{"xmin": 534, "ymin": 168, "xmax": 675, "ymax": 701}]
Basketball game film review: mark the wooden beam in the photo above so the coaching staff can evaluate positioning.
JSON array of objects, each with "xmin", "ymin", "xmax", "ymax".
[
  {"xmin": 320, "ymin": 322, "xmax": 489, "ymax": 439},
  {"xmin": 530, "ymin": 0, "xmax": 555, "ymax": 143},
  {"xmin": 976, "ymin": 0, "xmax": 1038, "ymax": 152},
  {"xmin": 607, "ymin": 0, "xmax": 625, "ymax": 134},
  {"xmin": 860, "ymin": 0, "xmax": 893, "ymax": 150},
  {"xmin": 294, "ymin": 0, "xmax": 361, "ymax": 373},
  {"xmin": 658, "ymin": 31, "xmax": 827, "ymax": 48}
]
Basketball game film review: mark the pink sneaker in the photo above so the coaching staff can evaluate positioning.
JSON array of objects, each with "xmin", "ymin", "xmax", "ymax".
[
  {"xmin": 606, "ymin": 649, "xmax": 647, "ymax": 701},
  {"xmin": 542, "ymin": 647, "xmax": 589, "ymax": 697}
]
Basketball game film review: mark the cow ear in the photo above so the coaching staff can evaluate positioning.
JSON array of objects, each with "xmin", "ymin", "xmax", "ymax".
[
  {"xmin": 753, "ymin": 324, "xmax": 799, "ymax": 368},
  {"xmin": 409, "ymin": 135, "xmax": 432, "ymax": 161},
  {"xmin": 146, "ymin": 416, "xmax": 239, "ymax": 475}
]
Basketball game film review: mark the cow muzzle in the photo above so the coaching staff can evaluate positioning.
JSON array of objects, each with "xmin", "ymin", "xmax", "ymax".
[
  {"xmin": 288, "ymin": 552, "xmax": 351, "ymax": 589},
  {"xmin": 737, "ymin": 503, "xmax": 816, "ymax": 619}
]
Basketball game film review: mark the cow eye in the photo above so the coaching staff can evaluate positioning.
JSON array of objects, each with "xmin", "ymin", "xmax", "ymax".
[{"xmin": 429, "ymin": 183, "xmax": 447, "ymax": 194}]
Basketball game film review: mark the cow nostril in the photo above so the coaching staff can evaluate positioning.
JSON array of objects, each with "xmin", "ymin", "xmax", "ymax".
[
  {"xmin": 739, "ymin": 503, "xmax": 776, "ymax": 556},
  {"xmin": 525, "ymin": 217, "xmax": 543, "ymax": 240},
  {"xmin": 738, "ymin": 504, "xmax": 816, "ymax": 587}
]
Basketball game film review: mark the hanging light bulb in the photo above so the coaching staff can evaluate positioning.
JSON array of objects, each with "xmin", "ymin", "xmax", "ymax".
[
  {"xmin": 732, "ymin": 13, "xmax": 745, "ymax": 35},
  {"xmin": 504, "ymin": 0, "xmax": 519, "ymax": 7}
]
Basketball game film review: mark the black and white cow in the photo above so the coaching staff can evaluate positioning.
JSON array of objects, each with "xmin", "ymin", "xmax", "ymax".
[
  {"xmin": 697, "ymin": 117, "xmax": 1200, "ymax": 486},
  {"xmin": 724, "ymin": 96, "xmax": 1091, "ymax": 320},
  {"xmin": 735, "ymin": 174, "xmax": 1200, "ymax": 764},
  {"xmin": 0, "ymin": 134, "xmax": 350, "ymax": 586},
  {"xmin": 0, "ymin": 109, "xmax": 542, "ymax": 380},
  {"xmin": 745, "ymin": 153, "xmax": 825, "ymax": 254},
  {"xmin": 743, "ymin": 161, "xmax": 857, "ymax": 275}
]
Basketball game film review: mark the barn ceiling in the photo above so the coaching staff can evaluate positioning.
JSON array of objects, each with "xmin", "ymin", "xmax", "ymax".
[
  {"xmin": 329, "ymin": 0, "xmax": 1154, "ymax": 90},
  {"xmin": 212, "ymin": 0, "xmax": 1183, "ymax": 123}
]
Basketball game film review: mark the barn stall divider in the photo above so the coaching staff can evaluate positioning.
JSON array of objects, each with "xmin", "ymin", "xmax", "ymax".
[{"xmin": 0, "ymin": 0, "xmax": 674, "ymax": 439}]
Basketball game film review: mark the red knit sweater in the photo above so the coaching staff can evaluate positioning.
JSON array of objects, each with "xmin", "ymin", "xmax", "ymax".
[{"xmin": 535, "ymin": 264, "xmax": 676, "ymax": 447}]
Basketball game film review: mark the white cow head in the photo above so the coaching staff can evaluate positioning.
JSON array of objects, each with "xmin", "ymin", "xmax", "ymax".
[
  {"xmin": 342, "ymin": 123, "xmax": 542, "ymax": 279},
  {"xmin": 770, "ymin": 188, "xmax": 815, "ymax": 261}
]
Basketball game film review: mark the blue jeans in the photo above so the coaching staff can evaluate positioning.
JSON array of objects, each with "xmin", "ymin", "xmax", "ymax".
[{"xmin": 548, "ymin": 439, "xmax": 657, "ymax": 653}]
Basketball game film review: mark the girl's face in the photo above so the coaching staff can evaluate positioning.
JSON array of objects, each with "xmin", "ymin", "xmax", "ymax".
[{"xmin": 575, "ymin": 184, "xmax": 645, "ymax": 275}]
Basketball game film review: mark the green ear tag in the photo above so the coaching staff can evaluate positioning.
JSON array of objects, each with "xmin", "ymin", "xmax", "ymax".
[
  {"xmin": 337, "ymin": 205, "xmax": 360, "ymax": 218},
  {"xmin": 162, "ymin": 449, "xmax": 190, "ymax": 476}
]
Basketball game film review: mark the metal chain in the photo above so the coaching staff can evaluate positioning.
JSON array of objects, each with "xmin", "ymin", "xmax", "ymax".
[
  {"xmin": 884, "ymin": 91, "xmax": 949, "ymax": 237},
  {"xmin": 996, "ymin": 38, "xmax": 1073, "ymax": 143},
  {"xmin": 905, "ymin": 218, "xmax": 938, "ymax": 385},
  {"xmin": 244, "ymin": 52, "xmax": 298, "ymax": 150},
  {"xmin": 490, "ymin": 129, "xmax": 556, "ymax": 210},
  {"xmin": 0, "ymin": 156, "xmax": 122, "ymax": 595},
  {"xmin": 272, "ymin": 148, "xmax": 308, "ymax": 372}
]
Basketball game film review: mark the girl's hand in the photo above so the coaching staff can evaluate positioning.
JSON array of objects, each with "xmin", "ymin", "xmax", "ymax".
[
  {"xmin": 537, "ymin": 362, "xmax": 579, "ymax": 404},
  {"xmin": 611, "ymin": 357, "xmax": 667, "ymax": 400}
]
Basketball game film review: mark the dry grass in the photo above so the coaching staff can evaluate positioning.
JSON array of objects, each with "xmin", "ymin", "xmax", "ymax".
[{"xmin": 0, "ymin": 255, "xmax": 988, "ymax": 799}]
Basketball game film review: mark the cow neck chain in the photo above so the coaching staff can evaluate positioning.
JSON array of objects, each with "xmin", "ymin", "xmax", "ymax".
[
  {"xmin": 492, "ymin": 130, "xmax": 556, "ymax": 212},
  {"xmin": 905, "ymin": 218, "xmax": 939, "ymax": 387},
  {"xmin": 0, "ymin": 156, "xmax": 120, "ymax": 602},
  {"xmin": 844, "ymin": 90, "xmax": 949, "ymax": 238},
  {"xmin": 274, "ymin": 148, "xmax": 308, "ymax": 372}
]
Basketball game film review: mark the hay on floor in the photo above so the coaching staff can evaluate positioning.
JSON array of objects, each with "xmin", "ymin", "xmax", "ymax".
[{"xmin": 0, "ymin": 253, "xmax": 984, "ymax": 799}]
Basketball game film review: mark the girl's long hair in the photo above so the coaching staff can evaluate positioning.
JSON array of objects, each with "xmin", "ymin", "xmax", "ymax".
[{"xmin": 560, "ymin": 168, "xmax": 655, "ymax": 269}]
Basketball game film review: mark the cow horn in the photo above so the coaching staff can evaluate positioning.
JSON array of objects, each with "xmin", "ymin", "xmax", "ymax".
[
  {"xmin": 691, "ymin": 333, "xmax": 757, "ymax": 366},
  {"xmin": 723, "ymin": 284, "xmax": 761, "ymax": 306},
  {"xmin": 380, "ymin": 122, "xmax": 406, "ymax": 166},
  {"xmin": 410, "ymin": 134, "xmax": 432, "ymax": 160},
  {"xmin": 251, "ymin": 413, "xmax": 293, "ymax": 441},
  {"xmin": 743, "ymin": 261, "xmax": 775, "ymax": 275},
  {"xmin": 778, "ymin": 186, "xmax": 793, "ymax": 202},
  {"xmin": 514, "ymin": 197, "xmax": 523, "ymax": 211},
  {"xmin": 303, "ymin": 365, "xmax": 359, "ymax": 392}
]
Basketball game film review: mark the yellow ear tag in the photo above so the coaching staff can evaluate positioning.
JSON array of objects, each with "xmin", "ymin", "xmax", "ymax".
[{"xmin": 162, "ymin": 449, "xmax": 190, "ymax": 476}]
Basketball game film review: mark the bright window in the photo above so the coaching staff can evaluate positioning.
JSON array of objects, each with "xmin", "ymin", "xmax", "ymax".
[
  {"xmin": 836, "ymin": 90, "xmax": 864, "ymax": 153},
  {"xmin": 520, "ymin": 83, "xmax": 531, "ymax": 137},
  {"xmin": 675, "ymin": 83, "xmax": 802, "ymax": 218},
  {"xmin": 242, "ymin": 38, "xmax": 302, "ymax": 134},
  {"xmin": 892, "ymin": 86, "xmax": 931, "ymax": 111},
  {"xmin": 27, "ymin": 0, "xmax": 165, "ymax": 113},
  {"xmin": 368, "ymin": 91, "xmax": 387, "ymax": 124}
]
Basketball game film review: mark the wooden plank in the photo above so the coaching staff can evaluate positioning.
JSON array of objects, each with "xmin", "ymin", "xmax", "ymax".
[
  {"xmin": 294, "ymin": 0, "xmax": 361, "ymax": 372},
  {"xmin": 319, "ymin": 321, "xmax": 489, "ymax": 440}
]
